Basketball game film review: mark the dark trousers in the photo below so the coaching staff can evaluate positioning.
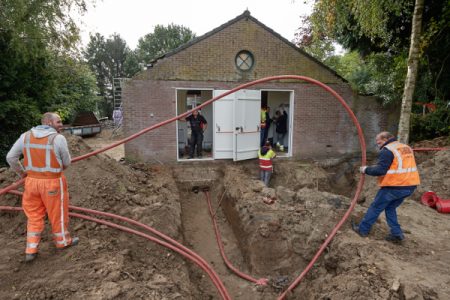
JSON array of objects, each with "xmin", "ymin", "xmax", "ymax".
[
  {"xmin": 189, "ymin": 130, "xmax": 203, "ymax": 157},
  {"xmin": 358, "ymin": 187, "xmax": 415, "ymax": 237}
]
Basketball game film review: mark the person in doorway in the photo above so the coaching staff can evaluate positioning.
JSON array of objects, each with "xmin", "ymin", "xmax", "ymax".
[
  {"xmin": 260, "ymin": 106, "xmax": 268, "ymax": 147},
  {"xmin": 274, "ymin": 107, "xmax": 288, "ymax": 152},
  {"xmin": 6, "ymin": 112, "xmax": 79, "ymax": 262},
  {"xmin": 258, "ymin": 141, "xmax": 277, "ymax": 186},
  {"xmin": 352, "ymin": 131, "xmax": 420, "ymax": 243},
  {"xmin": 262, "ymin": 107, "xmax": 272, "ymax": 147},
  {"xmin": 186, "ymin": 110, "xmax": 208, "ymax": 159}
]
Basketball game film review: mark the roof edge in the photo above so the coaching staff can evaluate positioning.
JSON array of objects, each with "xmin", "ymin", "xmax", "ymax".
[{"xmin": 149, "ymin": 10, "xmax": 347, "ymax": 83}]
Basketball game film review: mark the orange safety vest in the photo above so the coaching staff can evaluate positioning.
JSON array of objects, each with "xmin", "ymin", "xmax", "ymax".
[
  {"xmin": 22, "ymin": 131, "xmax": 63, "ymax": 179},
  {"xmin": 258, "ymin": 149, "xmax": 276, "ymax": 171},
  {"xmin": 378, "ymin": 141, "xmax": 420, "ymax": 187}
]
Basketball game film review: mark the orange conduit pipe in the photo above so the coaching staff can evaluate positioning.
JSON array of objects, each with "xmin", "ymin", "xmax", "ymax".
[
  {"xmin": 1, "ymin": 75, "xmax": 367, "ymax": 298},
  {"xmin": 203, "ymin": 190, "xmax": 269, "ymax": 286},
  {"xmin": 0, "ymin": 205, "xmax": 231, "ymax": 300},
  {"xmin": 413, "ymin": 147, "xmax": 449, "ymax": 151}
]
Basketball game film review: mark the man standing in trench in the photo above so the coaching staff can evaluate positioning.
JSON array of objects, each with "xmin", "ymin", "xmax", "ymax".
[
  {"xmin": 352, "ymin": 131, "xmax": 420, "ymax": 243},
  {"xmin": 7, "ymin": 112, "xmax": 78, "ymax": 262}
]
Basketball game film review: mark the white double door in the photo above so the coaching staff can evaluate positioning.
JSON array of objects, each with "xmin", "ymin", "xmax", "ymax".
[{"xmin": 213, "ymin": 89, "xmax": 261, "ymax": 161}]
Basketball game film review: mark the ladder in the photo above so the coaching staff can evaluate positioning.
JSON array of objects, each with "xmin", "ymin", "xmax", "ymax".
[{"xmin": 112, "ymin": 78, "xmax": 128, "ymax": 137}]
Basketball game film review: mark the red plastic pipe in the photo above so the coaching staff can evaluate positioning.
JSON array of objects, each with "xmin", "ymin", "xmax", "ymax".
[
  {"xmin": 204, "ymin": 190, "xmax": 268, "ymax": 285},
  {"xmin": 1, "ymin": 75, "xmax": 367, "ymax": 299},
  {"xmin": 0, "ymin": 205, "xmax": 231, "ymax": 300},
  {"xmin": 413, "ymin": 147, "xmax": 449, "ymax": 151},
  {"xmin": 421, "ymin": 191, "xmax": 439, "ymax": 207},
  {"xmin": 436, "ymin": 198, "xmax": 450, "ymax": 213}
]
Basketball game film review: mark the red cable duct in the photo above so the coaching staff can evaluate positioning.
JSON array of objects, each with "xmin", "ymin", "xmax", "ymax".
[
  {"xmin": 0, "ymin": 205, "xmax": 231, "ymax": 300},
  {"xmin": 421, "ymin": 191, "xmax": 439, "ymax": 207},
  {"xmin": 203, "ymin": 190, "xmax": 269, "ymax": 286},
  {"xmin": 413, "ymin": 147, "xmax": 449, "ymax": 151},
  {"xmin": 1, "ymin": 75, "xmax": 368, "ymax": 298},
  {"xmin": 436, "ymin": 198, "xmax": 450, "ymax": 213}
]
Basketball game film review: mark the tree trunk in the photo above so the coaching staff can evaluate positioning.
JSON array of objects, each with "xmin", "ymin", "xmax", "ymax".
[{"xmin": 397, "ymin": 0, "xmax": 425, "ymax": 143}]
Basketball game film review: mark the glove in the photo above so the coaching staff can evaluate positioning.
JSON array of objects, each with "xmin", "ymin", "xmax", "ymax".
[{"xmin": 359, "ymin": 166, "xmax": 367, "ymax": 174}]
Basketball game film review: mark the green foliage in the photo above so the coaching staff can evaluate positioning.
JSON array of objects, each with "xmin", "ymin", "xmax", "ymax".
[
  {"xmin": 410, "ymin": 105, "xmax": 450, "ymax": 141},
  {"xmin": 84, "ymin": 33, "xmax": 135, "ymax": 118},
  {"xmin": 136, "ymin": 24, "xmax": 196, "ymax": 63},
  {"xmin": 0, "ymin": 0, "xmax": 94, "ymax": 165},
  {"xmin": 301, "ymin": 0, "xmax": 450, "ymax": 140}
]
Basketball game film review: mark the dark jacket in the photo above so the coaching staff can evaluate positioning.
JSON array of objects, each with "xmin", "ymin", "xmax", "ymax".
[
  {"xmin": 275, "ymin": 111, "xmax": 288, "ymax": 134},
  {"xmin": 186, "ymin": 114, "xmax": 207, "ymax": 132}
]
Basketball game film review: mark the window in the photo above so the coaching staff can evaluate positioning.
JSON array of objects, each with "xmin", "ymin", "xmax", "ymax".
[{"xmin": 235, "ymin": 50, "xmax": 254, "ymax": 71}]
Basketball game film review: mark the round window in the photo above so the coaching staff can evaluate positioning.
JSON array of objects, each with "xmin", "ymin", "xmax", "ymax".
[{"xmin": 235, "ymin": 50, "xmax": 254, "ymax": 71}]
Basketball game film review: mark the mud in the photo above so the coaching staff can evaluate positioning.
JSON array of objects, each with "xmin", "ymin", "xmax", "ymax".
[{"xmin": 0, "ymin": 133, "xmax": 449, "ymax": 300}]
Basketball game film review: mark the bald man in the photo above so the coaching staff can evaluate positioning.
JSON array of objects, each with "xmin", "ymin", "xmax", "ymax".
[{"xmin": 7, "ymin": 112, "xmax": 78, "ymax": 262}]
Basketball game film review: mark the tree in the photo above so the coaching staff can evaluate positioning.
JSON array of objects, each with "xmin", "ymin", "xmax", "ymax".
[
  {"xmin": 0, "ymin": 0, "xmax": 89, "ymax": 164},
  {"xmin": 300, "ymin": 0, "xmax": 450, "ymax": 141},
  {"xmin": 136, "ymin": 24, "xmax": 196, "ymax": 63},
  {"xmin": 84, "ymin": 33, "xmax": 133, "ymax": 117},
  {"xmin": 398, "ymin": 0, "xmax": 425, "ymax": 143}
]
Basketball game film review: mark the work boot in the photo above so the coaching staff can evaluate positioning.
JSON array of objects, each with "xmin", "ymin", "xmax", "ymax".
[
  {"xmin": 385, "ymin": 234, "xmax": 404, "ymax": 244},
  {"xmin": 351, "ymin": 220, "xmax": 368, "ymax": 237},
  {"xmin": 59, "ymin": 237, "xmax": 79, "ymax": 250},
  {"xmin": 25, "ymin": 253, "xmax": 37, "ymax": 263}
]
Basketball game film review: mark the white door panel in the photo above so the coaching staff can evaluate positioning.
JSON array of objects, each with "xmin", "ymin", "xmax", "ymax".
[
  {"xmin": 213, "ymin": 90, "xmax": 234, "ymax": 159},
  {"xmin": 233, "ymin": 90, "xmax": 261, "ymax": 161}
]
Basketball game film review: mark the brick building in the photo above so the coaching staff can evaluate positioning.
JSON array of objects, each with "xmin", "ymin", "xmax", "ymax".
[{"xmin": 123, "ymin": 10, "xmax": 398, "ymax": 163}]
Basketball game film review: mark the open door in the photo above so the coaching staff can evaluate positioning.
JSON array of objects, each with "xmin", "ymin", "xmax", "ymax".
[
  {"xmin": 213, "ymin": 89, "xmax": 261, "ymax": 161},
  {"xmin": 213, "ymin": 90, "xmax": 234, "ymax": 159},
  {"xmin": 233, "ymin": 90, "xmax": 261, "ymax": 161}
]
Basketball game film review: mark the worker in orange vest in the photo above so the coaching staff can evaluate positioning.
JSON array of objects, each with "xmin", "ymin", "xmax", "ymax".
[
  {"xmin": 352, "ymin": 131, "xmax": 420, "ymax": 243},
  {"xmin": 258, "ymin": 141, "xmax": 277, "ymax": 186},
  {"xmin": 6, "ymin": 112, "xmax": 78, "ymax": 262}
]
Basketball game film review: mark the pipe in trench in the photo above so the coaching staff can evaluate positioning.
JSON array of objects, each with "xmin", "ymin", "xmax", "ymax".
[
  {"xmin": 1, "ymin": 75, "xmax": 370, "ymax": 298},
  {"xmin": 0, "ymin": 205, "xmax": 231, "ymax": 300},
  {"xmin": 203, "ymin": 190, "xmax": 269, "ymax": 285}
]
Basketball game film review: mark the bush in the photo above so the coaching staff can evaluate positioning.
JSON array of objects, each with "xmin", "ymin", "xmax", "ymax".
[{"xmin": 410, "ymin": 106, "xmax": 450, "ymax": 142}]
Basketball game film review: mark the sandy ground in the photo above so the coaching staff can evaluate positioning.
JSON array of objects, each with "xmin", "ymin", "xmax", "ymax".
[{"xmin": 0, "ymin": 131, "xmax": 449, "ymax": 299}]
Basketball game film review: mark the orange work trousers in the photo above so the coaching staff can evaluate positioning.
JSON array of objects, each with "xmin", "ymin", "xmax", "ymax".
[{"xmin": 22, "ymin": 175, "xmax": 73, "ymax": 254}]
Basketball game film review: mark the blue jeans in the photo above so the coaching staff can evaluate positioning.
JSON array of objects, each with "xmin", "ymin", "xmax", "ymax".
[
  {"xmin": 260, "ymin": 128, "xmax": 267, "ymax": 147},
  {"xmin": 260, "ymin": 170, "xmax": 272, "ymax": 186},
  {"xmin": 359, "ymin": 187, "xmax": 415, "ymax": 237}
]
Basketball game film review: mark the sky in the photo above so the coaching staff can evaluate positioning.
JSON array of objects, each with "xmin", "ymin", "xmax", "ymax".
[{"xmin": 78, "ymin": 0, "xmax": 312, "ymax": 49}]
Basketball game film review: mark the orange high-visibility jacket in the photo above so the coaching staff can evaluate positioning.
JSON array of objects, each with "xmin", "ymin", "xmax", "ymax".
[
  {"xmin": 378, "ymin": 141, "xmax": 420, "ymax": 187},
  {"xmin": 22, "ymin": 131, "xmax": 63, "ymax": 179},
  {"xmin": 258, "ymin": 149, "xmax": 276, "ymax": 171}
]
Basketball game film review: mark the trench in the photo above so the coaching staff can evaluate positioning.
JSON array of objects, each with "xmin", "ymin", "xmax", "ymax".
[
  {"xmin": 171, "ymin": 157, "xmax": 361, "ymax": 299},
  {"xmin": 173, "ymin": 164, "xmax": 278, "ymax": 299}
]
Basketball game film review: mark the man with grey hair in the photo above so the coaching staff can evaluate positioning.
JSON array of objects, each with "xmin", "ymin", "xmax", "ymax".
[
  {"xmin": 7, "ymin": 112, "xmax": 78, "ymax": 262},
  {"xmin": 352, "ymin": 131, "xmax": 420, "ymax": 243}
]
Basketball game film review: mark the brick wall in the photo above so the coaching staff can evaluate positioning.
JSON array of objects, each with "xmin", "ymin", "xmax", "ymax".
[{"xmin": 123, "ymin": 15, "xmax": 399, "ymax": 163}]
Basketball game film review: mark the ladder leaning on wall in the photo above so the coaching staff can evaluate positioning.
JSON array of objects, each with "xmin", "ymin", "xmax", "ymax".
[{"xmin": 112, "ymin": 78, "xmax": 129, "ymax": 137}]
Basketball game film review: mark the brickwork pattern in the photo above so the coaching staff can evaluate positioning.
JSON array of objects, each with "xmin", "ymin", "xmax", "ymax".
[{"xmin": 123, "ymin": 16, "xmax": 398, "ymax": 163}]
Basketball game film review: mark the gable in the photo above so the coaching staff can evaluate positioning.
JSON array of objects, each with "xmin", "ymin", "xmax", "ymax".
[{"xmin": 144, "ymin": 13, "xmax": 343, "ymax": 84}]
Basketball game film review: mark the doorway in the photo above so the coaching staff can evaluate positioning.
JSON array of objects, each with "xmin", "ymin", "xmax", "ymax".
[
  {"xmin": 261, "ymin": 90, "xmax": 293, "ymax": 157},
  {"xmin": 176, "ymin": 89, "xmax": 213, "ymax": 160}
]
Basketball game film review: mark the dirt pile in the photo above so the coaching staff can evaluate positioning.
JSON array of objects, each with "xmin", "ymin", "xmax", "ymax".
[
  {"xmin": 0, "ymin": 135, "xmax": 449, "ymax": 300},
  {"xmin": 0, "ymin": 135, "xmax": 192, "ymax": 300}
]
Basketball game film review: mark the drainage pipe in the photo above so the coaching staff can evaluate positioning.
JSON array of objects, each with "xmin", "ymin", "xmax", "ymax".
[
  {"xmin": 0, "ymin": 205, "xmax": 231, "ymax": 300},
  {"xmin": 204, "ymin": 190, "xmax": 269, "ymax": 286},
  {"xmin": 1, "ymin": 75, "xmax": 367, "ymax": 298}
]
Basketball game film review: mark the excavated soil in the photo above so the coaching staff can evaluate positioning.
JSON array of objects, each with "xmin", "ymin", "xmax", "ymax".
[{"xmin": 0, "ymin": 132, "xmax": 449, "ymax": 300}]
